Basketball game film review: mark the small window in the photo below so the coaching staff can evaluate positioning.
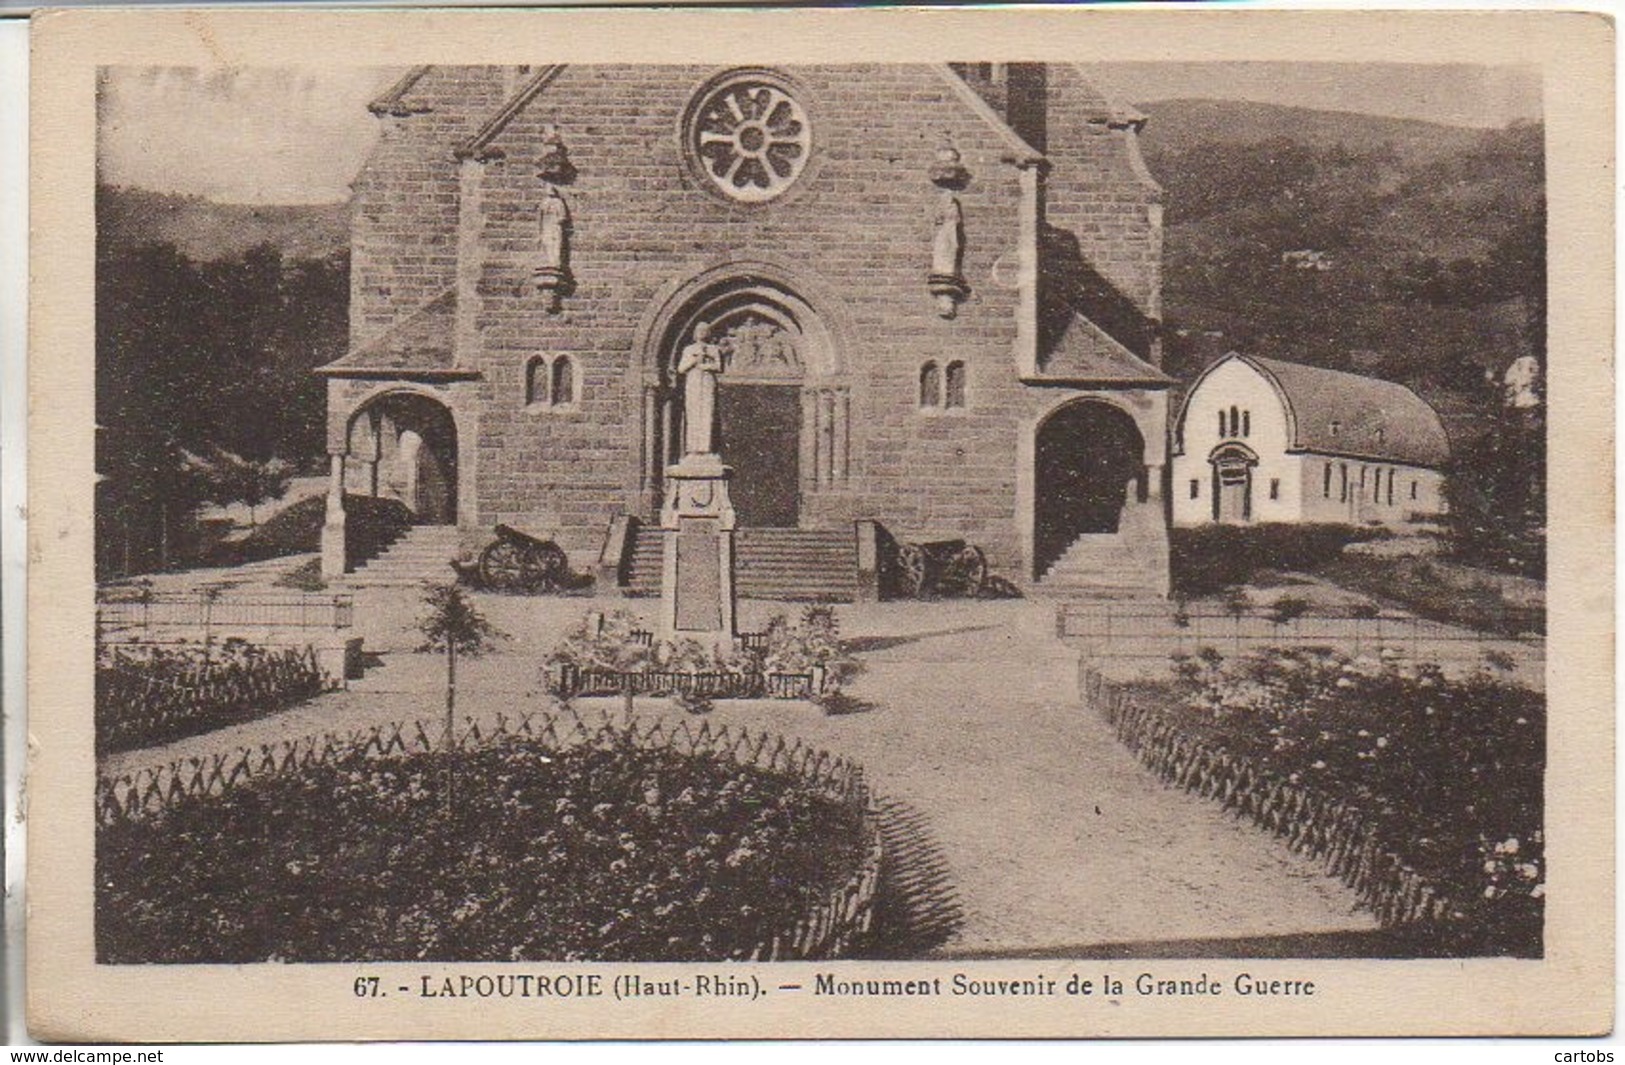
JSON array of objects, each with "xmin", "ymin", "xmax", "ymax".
[
  {"xmin": 1386, "ymin": 468, "xmax": 1395, "ymax": 506},
  {"xmin": 551, "ymin": 355, "xmax": 576, "ymax": 407},
  {"xmin": 1323, "ymin": 462, "xmax": 1332, "ymax": 499},
  {"xmin": 1189, "ymin": 479, "xmax": 1200, "ymax": 500},
  {"xmin": 1269, "ymin": 478, "xmax": 1280, "ymax": 501},
  {"xmin": 944, "ymin": 361, "xmax": 967, "ymax": 409},
  {"xmin": 1339, "ymin": 463, "xmax": 1348, "ymax": 502},
  {"xmin": 525, "ymin": 357, "xmax": 548, "ymax": 406},
  {"xmin": 1330, "ymin": 420, "xmax": 1341, "ymax": 436},
  {"xmin": 1411, "ymin": 480, "xmax": 1418, "ymax": 501},
  {"xmin": 1217, "ymin": 410, "xmax": 1226, "ymax": 437},
  {"xmin": 1229, "ymin": 405, "xmax": 1240, "ymax": 438},
  {"xmin": 919, "ymin": 362, "xmax": 941, "ymax": 408},
  {"xmin": 1242, "ymin": 410, "xmax": 1251, "ymax": 437}
]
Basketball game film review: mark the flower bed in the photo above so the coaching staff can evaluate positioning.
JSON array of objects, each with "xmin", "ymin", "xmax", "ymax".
[
  {"xmin": 96, "ymin": 640, "xmax": 327, "ymax": 755},
  {"xmin": 1093, "ymin": 648, "xmax": 1543, "ymax": 956},
  {"xmin": 97, "ymin": 708, "xmax": 881, "ymax": 963},
  {"xmin": 546, "ymin": 607, "xmax": 859, "ymax": 705}
]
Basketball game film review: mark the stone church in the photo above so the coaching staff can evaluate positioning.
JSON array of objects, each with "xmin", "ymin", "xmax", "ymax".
[{"xmin": 318, "ymin": 63, "xmax": 1172, "ymax": 597}]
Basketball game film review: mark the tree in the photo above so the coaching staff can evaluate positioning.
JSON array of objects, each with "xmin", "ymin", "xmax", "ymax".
[
  {"xmin": 415, "ymin": 582, "xmax": 506, "ymax": 814},
  {"xmin": 416, "ymin": 582, "xmax": 506, "ymax": 748}
]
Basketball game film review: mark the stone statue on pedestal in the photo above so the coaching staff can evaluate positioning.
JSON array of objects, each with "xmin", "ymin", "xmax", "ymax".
[{"xmin": 676, "ymin": 320, "xmax": 724, "ymax": 456}]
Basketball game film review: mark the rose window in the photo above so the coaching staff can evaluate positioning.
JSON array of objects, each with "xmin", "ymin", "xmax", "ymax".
[{"xmin": 689, "ymin": 77, "xmax": 810, "ymax": 203}]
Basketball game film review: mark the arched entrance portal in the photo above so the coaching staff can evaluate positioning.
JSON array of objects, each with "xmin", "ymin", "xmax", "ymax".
[
  {"xmin": 1209, "ymin": 443, "xmax": 1257, "ymax": 523},
  {"xmin": 1033, "ymin": 399, "xmax": 1146, "ymax": 577},
  {"xmin": 649, "ymin": 278, "xmax": 846, "ymax": 527},
  {"xmin": 346, "ymin": 392, "xmax": 459, "ymax": 524}
]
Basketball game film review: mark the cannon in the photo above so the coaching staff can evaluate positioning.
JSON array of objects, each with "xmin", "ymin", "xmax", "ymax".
[
  {"xmin": 458, "ymin": 523, "xmax": 570, "ymax": 592},
  {"xmin": 893, "ymin": 538, "xmax": 987, "ymax": 599}
]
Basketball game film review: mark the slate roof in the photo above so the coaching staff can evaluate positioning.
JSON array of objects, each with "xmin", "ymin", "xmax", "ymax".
[
  {"xmin": 317, "ymin": 290, "xmax": 470, "ymax": 377},
  {"xmin": 1239, "ymin": 354, "xmax": 1450, "ymax": 467}
]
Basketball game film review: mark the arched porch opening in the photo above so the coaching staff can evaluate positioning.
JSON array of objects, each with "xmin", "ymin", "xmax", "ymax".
[
  {"xmin": 345, "ymin": 391, "xmax": 459, "ymax": 525},
  {"xmin": 1033, "ymin": 399, "xmax": 1147, "ymax": 577}
]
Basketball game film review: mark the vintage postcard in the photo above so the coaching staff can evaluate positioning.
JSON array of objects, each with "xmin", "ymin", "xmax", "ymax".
[{"xmin": 25, "ymin": 6, "xmax": 1613, "ymax": 1042}]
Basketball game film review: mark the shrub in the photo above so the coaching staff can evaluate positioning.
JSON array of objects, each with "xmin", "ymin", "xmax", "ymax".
[
  {"xmin": 761, "ymin": 606, "xmax": 860, "ymax": 689},
  {"xmin": 96, "ymin": 736, "xmax": 865, "ymax": 963},
  {"xmin": 96, "ymin": 640, "xmax": 327, "ymax": 754},
  {"xmin": 1158, "ymin": 647, "xmax": 1543, "ymax": 955},
  {"xmin": 1319, "ymin": 555, "xmax": 1543, "ymax": 637},
  {"xmin": 1171, "ymin": 523, "xmax": 1384, "ymax": 597},
  {"xmin": 202, "ymin": 493, "xmax": 414, "ymax": 569}
]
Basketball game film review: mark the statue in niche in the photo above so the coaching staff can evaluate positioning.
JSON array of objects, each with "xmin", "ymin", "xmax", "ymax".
[
  {"xmin": 928, "ymin": 191, "xmax": 969, "ymax": 318},
  {"xmin": 535, "ymin": 184, "xmax": 572, "ymax": 312},
  {"xmin": 676, "ymin": 321, "xmax": 724, "ymax": 456},
  {"xmin": 932, "ymin": 192, "xmax": 964, "ymax": 278}
]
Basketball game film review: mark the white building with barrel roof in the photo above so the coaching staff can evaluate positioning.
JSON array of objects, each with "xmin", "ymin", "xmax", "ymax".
[{"xmin": 1171, "ymin": 352, "xmax": 1449, "ymax": 527}]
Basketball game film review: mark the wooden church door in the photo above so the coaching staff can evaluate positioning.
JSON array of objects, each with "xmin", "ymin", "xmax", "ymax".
[{"xmin": 717, "ymin": 383, "xmax": 801, "ymax": 527}]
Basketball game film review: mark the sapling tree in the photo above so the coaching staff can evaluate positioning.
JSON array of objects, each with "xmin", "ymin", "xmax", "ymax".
[{"xmin": 416, "ymin": 582, "xmax": 506, "ymax": 810}]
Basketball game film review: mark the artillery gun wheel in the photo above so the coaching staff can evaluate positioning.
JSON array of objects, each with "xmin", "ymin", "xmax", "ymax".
[
  {"xmin": 478, "ymin": 540, "xmax": 530, "ymax": 591},
  {"xmin": 531, "ymin": 540, "xmax": 569, "ymax": 586},
  {"xmin": 940, "ymin": 544, "xmax": 987, "ymax": 598},
  {"xmin": 897, "ymin": 543, "xmax": 927, "ymax": 599}
]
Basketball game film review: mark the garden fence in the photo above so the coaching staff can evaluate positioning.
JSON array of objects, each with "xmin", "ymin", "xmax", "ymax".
[
  {"xmin": 98, "ymin": 702, "xmax": 880, "ymax": 961},
  {"xmin": 1058, "ymin": 601, "xmax": 1542, "ymax": 678},
  {"xmin": 551, "ymin": 663, "xmax": 823, "ymax": 700},
  {"xmin": 1083, "ymin": 668, "xmax": 1464, "ymax": 933},
  {"xmin": 97, "ymin": 590, "xmax": 354, "ymax": 635},
  {"xmin": 97, "ymin": 643, "xmax": 328, "ymax": 755}
]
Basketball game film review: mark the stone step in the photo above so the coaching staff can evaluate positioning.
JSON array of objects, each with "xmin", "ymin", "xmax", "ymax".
[{"xmin": 620, "ymin": 525, "xmax": 858, "ymax": 601}]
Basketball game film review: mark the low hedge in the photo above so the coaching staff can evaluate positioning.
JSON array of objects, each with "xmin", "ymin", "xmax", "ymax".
[
  {"xmin": 1102, "ymin": 648, "xmax": 1543, "ymax": 956},
  {"xmin": 203, "ymin": 493, "xmax": 414, "ymax": 568},
  {"xmin": 1171, "ymin": 523, "xmax": 1384, "ymax": 597},
  {"xmin": 1317, "ymin": 555, "xmax": 1544, "ymax": 637},
  {"xmin": 98, "ymin": 720, "xmax": 874, "ymax": 963}
]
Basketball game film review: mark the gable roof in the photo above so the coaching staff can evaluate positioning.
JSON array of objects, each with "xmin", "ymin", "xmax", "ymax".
[
  {"xmin": 317, "ymin": 290, "xmax": 475, "ymax": 379},
  {"xmin": 368, "ymin": 67, "xmax": 434, "ymax": 117},
  {"xmin": 436, "ymin": 63, "xmax": 1047, "ymax": 168},
  {"xmin": 455, "ymin": 66, "xmax": 567, "ymax": 161},
  {"xmin": 1041, "ymin": 312, "xmax": 1172, "ymax": 386},
  {"xmin": 1193, "ymin": 353, "xmax": 1449, "ymax": 467}
]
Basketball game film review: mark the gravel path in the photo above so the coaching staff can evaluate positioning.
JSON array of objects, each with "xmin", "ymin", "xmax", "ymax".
[{"xmin": 102, "ymin": 592, "xmax": 1377, "ymax": 957}]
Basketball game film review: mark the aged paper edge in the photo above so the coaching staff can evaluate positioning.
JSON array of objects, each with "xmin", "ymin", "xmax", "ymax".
[{"xmin": 25, "ymin": 5, "xmax": 1616, "ymax": 1042}]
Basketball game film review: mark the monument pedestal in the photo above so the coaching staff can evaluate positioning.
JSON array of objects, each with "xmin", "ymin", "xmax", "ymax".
[{"xmin": 658, "ymin": 453, "xmax": 738, "ymax": 647}]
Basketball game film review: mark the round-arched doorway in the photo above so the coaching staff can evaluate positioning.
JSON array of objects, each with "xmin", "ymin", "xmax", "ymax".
[
  {"xmin": 1208, "ymin": 443, "xmax": 1258, "ymax": 523},
  {"xmin": 1033, "ymin": 399, "xmax": 1146, "ymax": 577},
  {"xmin": 346, "ymin": 391, "xmax": 459, "ymax": 525},
  {"xmin": 649, "ymin": 278, "xmax": 845, "ymax": 527}
]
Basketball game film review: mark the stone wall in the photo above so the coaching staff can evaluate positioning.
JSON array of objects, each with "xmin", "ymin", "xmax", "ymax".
[{"xmin": 335, "ymin": 63, "xmax": 1164, "ymax": 579}]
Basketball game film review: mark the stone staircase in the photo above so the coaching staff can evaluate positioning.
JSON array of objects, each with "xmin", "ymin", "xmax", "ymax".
[
  {"xmin": 621, "ymin": 525, "xmax": 858, "ymax": 601},
  {"xmin": 1036, "ymin": 501, "xmax": 1170, "ymax": 599},
  {"xmin": 341, "ymin": 524, "xmax": 462, "ymax": 588}
]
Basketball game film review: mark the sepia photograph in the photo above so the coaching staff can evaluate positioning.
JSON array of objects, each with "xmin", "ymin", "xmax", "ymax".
[{"xmin": 25, "ymin": 7, "xmax": 1612, "ymax": 1042}]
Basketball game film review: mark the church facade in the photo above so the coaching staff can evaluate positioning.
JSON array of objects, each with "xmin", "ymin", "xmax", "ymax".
[{"xmin": 318, "ymin": 63, "xmax": 1172, "ymax": 595}]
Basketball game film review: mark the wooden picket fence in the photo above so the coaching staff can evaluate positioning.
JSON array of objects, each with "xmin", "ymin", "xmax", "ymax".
[
  {"xmin": 1083, "ymin": 668, "xmax": 1461, "ymax": 932},
  {"xmin": 97, "ymin": 702, "xmax": 881, "ymax": 961},
  {"xmin": 97, "ymin": 642, "xmax": 328, "ymax": 755},
  {"xmin": 551, "ymin": 663, "xmax": 824, "ymax": 700}
]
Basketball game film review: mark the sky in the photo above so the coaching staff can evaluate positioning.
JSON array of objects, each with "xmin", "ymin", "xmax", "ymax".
[{"xmin": 97, "ymin": 63, "xmax": 1542, "ymax": 206}]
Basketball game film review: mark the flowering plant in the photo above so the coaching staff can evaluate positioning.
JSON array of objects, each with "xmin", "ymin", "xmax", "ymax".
[{"xmin": 1160, "ymin": 646, "xmax": 1543, "ymax": 954}]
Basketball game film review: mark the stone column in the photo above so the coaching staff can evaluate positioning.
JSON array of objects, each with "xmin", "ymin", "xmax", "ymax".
[
  {"xmin": 832, "ymin": 389, "xmax": 849, "ymax": 483},
  {"xmin": 320, "ymin": 452, "xmax": 348, "ymax": 580},
  {"xmin": 658, "ymin": 452, "xmax": 737, "ymax": 648}
]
